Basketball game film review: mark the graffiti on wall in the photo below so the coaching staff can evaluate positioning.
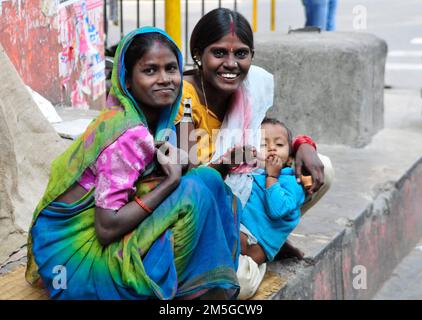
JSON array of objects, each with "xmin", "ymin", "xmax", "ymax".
[
  {"xmin": 0, "ymin": 0, "xmax": 105, "ymax": 109},
  {"xmin": 57, "ymin": 0, "xmax": 105, "ymax": 108}
]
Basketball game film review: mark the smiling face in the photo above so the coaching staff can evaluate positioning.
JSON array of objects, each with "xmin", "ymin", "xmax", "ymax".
[
  {"xmin": 199, "ymin": 33, "xmax": 253, "ymax": 95},
  {"xmin": 126, "ymin": 41, "xmax": 181, "ymax": 110}
]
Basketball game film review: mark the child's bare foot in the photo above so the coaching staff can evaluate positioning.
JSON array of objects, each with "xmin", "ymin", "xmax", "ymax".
[{"xmin": 274, "ymin": 239, "xmax": 304, "ymax": 260}]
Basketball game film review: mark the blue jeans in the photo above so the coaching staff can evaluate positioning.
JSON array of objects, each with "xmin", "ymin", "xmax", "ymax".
[{"xmin": 303, "ymin": 0, "xmax": 338, "ymax": 31}]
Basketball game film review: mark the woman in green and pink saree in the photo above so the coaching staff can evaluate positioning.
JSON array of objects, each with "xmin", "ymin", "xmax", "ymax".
[{"xmin": 25, "ymin": 27, "xmax": 241, "ymax": 300}]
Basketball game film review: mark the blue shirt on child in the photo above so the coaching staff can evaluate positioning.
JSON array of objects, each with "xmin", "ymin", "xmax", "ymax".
[{"xmin": 241, "ymin": 167, "xmax": 305, "ymax": 262}]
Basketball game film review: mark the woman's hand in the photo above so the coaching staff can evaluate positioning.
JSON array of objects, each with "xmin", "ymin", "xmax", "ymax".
[
  {"xmin": 156, "ymin": 141, "xmax": 189, "ymax": 173},
  {"xmin": 294, "ymin": 144, "xmax": 324, "ymax": 195},
  {"xmin": 155, "ymin": 142, "xmax": 182, "ymax": 183},
  {"xmin": 217, "ymin": 144, "xmax": 258, "ymax": 168},
  {"xmin": 209, "ymin": 145, "xmax": 258, "ymax": 179}
]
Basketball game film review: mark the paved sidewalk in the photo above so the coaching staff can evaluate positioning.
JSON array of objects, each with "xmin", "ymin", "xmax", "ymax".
[
  {"xmin": 3, "ymin": 89, "xmax": 421, "ymax": 300},
  {"xmin": 53, "ymin": 106, "xmax": 99, "ymax": 140},
  {"xmin": 373, "ymin": 238, "xmax": 422, "ymax": 300},
  {"xmin": 266, "ymin": 88, "xmax": 422, "ymax": 299}
]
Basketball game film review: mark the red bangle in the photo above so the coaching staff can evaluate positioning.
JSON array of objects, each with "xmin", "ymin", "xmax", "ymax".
[
  {"xmin": 134, "ymin": 196, "xmax": 153, "ymax": 214},
  {"xmin": 292, "ymin": 135, "xmax": 317, "ymax": 155}
]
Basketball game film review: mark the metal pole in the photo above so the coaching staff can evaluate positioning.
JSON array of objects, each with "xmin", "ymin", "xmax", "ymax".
[
  {"xmin": 201, "ymin": 0, "xmax": 205, "ymax": 17},
  {"xmin": 271, "ymin": 0, "xmax": 276, "ymax": 31},
  {"xmin": 153, "ymin": 0, "xmax": 156, "ymax": 26},
  {"xmin": 234, "ymin": 0, "xmax": 237, "ymax": 12},
  {"xmin": 136, "ymin": 0, "xmax": 140, "ymax": 28},
  {"xmin": 185, "ymin": 0, "xmax": 189, "ymax": 64},
  {"xmin": 218, "ymin": 0, "xmax": 222, "ymax": 8},
  {"xmin": 165, "ymin": 0, "xmax": 182, "ymax": 49},
  {"xmin": 119, "ymin": 0, "xmax": 123, "ymax": 38},
  {"xmin": 252, "ymin": 0, "xmax": 257, "ymax": 32},
  {"xmin": 104, "ymin": 0, "xmax": 108, "ymax": 48}
]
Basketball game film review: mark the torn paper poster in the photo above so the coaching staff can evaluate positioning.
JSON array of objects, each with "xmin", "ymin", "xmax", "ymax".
[{"xmin": 58, "ymin": 0, "xmax": 79, "ymax": 9}]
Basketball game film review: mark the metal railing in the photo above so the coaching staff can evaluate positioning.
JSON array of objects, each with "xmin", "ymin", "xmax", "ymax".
[{"xmin": 104, "ymin": 0, "xmax": 275, "ymax": 65}]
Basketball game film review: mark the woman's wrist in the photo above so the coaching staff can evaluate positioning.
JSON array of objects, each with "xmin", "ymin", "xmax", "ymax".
[
  {"xmin": 133, "ymin": 176, "xmax": 180, "ymax": 215},
  {"xmin": 292, "ymin": 135, "xmax": 317, "ymax": 155},
  {"xmin": 133, "ymin": 196, "xmax": 153, "ymax": 213},
  {"xmin": 164, "ymin": 175, "xmax": 181, "ymax": 188}
]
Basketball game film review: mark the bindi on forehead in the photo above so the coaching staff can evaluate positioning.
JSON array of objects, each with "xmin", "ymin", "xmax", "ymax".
[
  {"xmin": 214, "ymin": 35, "xmax": 246, "ymax": 52},
  {"xmin": 229, "ymin": 14, "xmax": 235, "ymax": 52},
  {"xmin": 231, "ymin": 15, "xmax": 235, "ymax": 50}
]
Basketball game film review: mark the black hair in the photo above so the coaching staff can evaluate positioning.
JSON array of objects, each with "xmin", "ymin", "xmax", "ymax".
[
  {"xmin": 261, "ymin": 117, "xmax": 293, "ymax": 156},
  {"xmin": 189, "ymin": 8, "xmax": 254, "ymax": 61},
  {"xmin": 124, "ymin": 32, "xmax": 180, "ymax": 80}
]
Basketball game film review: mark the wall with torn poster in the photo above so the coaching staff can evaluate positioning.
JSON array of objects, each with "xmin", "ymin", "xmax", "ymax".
[{"xmin": 0, "ymin": 0, "xmax": 105, "ymax": 109}]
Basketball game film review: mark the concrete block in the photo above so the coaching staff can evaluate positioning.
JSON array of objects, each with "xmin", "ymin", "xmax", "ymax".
[
  {"xmin": 254, "ymin": 32, "xmax": 388, "ymax": 147},
  {"xmin": 269, "ymin": 156, "xmax": 422, "ymax": 300}
]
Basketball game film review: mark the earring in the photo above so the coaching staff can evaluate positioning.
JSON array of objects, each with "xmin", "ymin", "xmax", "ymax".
[{"xmin": 194, "ymin": 56, "xmax": 202, "ymax": 67}]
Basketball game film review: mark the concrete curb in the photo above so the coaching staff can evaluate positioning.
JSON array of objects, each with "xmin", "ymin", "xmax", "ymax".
[{"xmin": 267, "ymin": 156, "xmax": 422, "ymax": 300}]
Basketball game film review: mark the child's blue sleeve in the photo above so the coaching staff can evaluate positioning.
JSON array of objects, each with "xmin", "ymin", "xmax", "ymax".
[{"xmin": 264, "ymin": 176, "xmax": 305, "ymax": 221}]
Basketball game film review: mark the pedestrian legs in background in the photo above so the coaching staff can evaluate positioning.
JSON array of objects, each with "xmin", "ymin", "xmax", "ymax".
[
  {"xmin": 325, "ymin": 0, "xmax": 338, "ymax": 31},
  {"xmin": 303, "ymin": 0, "xmax": 338, "ymax": 31}
]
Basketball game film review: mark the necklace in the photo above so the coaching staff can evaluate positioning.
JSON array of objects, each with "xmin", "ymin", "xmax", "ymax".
[
  {"xmin": 200, "ymin": 73, "xmax": 215, "ymax": 136},
  {"xmin": 200, "ymin": 73, "xmax": 210, "ymax": 115},
  {"xmin": 200, "ymin": 73, "xmax": 224, "ymax": 122},
  {"xmin": 199, "ymin": 73, "xmax": 214, "ymax": 153}
]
